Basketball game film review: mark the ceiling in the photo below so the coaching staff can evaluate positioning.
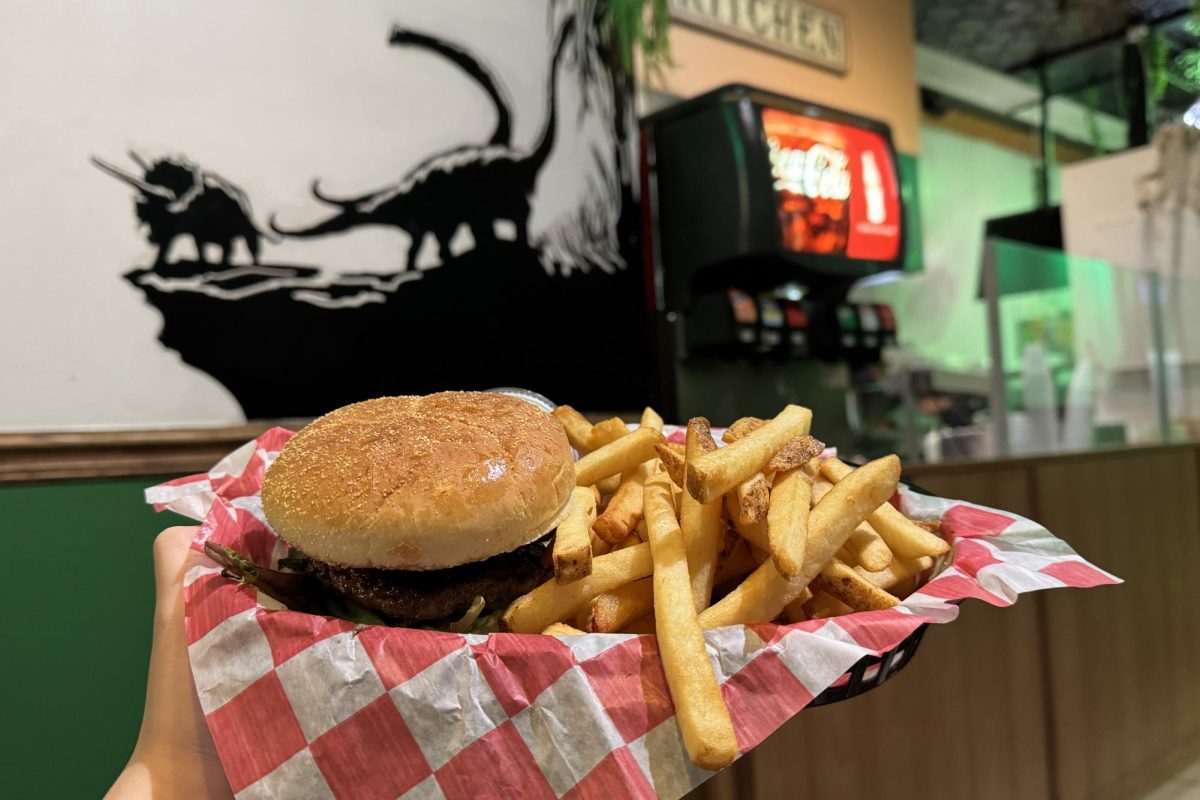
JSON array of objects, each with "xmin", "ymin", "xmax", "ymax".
[
  {"xmin": 915, "ymin": 0, "xmax": 1190, "ymax": 72},
  {"xmin": 915, "ymin": 0, "xmax": 1200, "ymax": 117}
]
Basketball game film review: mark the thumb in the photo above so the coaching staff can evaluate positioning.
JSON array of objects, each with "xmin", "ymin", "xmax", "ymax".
[
  {"xmin": 141, "ymin": 526, "xmax": 203, "ymax": 742},
  {"xmin": 141, "ymin": 527, "xmax": 226, "ymax": 766},
  {"xmin": 152, "ymin": 526, "xmax": 196, "ymax": 609},
  {"xmin": 110, "ymin": 526, "xmax": 231, "ymax": 798}
]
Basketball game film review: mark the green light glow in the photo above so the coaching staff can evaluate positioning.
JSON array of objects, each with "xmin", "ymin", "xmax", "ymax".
[{"xmin": 993, "ymin": 238, "xmax": 1119, "ymax": 388}]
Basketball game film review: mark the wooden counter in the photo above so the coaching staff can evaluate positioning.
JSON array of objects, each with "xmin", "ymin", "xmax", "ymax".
[{"xmin": 701, "ymin": 442, "xmax": 1200, "ymax": 800}]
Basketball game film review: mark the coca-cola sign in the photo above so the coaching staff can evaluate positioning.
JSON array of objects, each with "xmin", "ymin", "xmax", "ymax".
[
  {"xmin": 767, "ymin": 139, "xmax": 851, "ymax": 201},
  {"xmin": 762, "ymin": 108, "xmax": 900, "ymax": 261}
]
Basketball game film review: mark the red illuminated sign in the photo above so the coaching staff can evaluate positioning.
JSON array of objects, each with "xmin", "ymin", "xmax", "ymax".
[{"xmin": 762, "ymin": 108, "xmax": 901, "ymax": 261}]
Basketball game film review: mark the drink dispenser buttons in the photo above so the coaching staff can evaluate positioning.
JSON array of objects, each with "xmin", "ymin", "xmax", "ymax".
[
  {"xmin": 837, "ymin": 304, "xmax": 859, "ymax": 349},
  {"xmin": 858, "ymin": 305, "xmax": 880, "ymax": 349},
  {"xmin": 877, "ymin": 304, "xmax": 897, "ymax": 346},
  {"xmin": 728, "ymin": 289, "xmax": 759, "ymax": 346},
  {"xmin": 782, "ymin": 300, "xmax": 809, "ymax": 356},
  {"xmin": 757, "ymin": 294, "xmax": 785, "ymax": 350},
  {"xmin": 682, "ymin": 288, "xmax": 761, "ymax": 355}
]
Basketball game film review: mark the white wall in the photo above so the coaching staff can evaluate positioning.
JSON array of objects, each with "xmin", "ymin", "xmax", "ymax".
[{"xmin": 0, "ymin": 0, "xmax": 609, "ymax": 430}]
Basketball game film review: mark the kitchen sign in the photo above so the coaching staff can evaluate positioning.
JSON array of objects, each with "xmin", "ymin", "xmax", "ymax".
[{"xmin": 671, "ymin": 0, "xmax": 846, "ymax": 73}]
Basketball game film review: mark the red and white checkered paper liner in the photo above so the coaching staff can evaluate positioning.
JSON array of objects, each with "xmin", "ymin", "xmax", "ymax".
[{"xmin": 146, "ymin": 426, "xmax": 1118, "ymax": 800}]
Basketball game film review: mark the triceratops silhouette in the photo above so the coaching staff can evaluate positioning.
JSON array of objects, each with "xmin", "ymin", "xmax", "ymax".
[{"xmin": 92, "ymin": 152, "xmax": 275, "ymax": 267}]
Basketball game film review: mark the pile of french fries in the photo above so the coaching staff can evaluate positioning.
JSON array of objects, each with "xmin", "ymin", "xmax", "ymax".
[{"xmin": 501, "ymin": 404, "xmax": 950, "ymax": 770}]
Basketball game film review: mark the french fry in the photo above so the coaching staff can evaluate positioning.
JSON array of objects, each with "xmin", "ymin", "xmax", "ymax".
[
  {"xmin": 667, "ymin": 441, "xmax": 686, "ymax": 454},
  {"xmin": 622, "ymin": 615, "xmax": 657, "ymax": 634},
  {"xmin": 502, "ymin": 543, "xmax": 653, "ymax": 633},
  {"xmin": 856, "ymin": 555, "xmax": 935, "ymax": 590},
  {"xmin": 596, "ymin": 474, "xmax": 622, "ymax": 496},
  {"xmin": 766, "ymin": 467, "xmax": 811, "ymax": 579},
  {"xmin": 806, "ymin": 591, "xmax": 854, "ymax": 619},
  {"xmin": 714, "ymin": 537, "xmax": 759, "ymax": 586},
  {"xmin": 783, "ymin": 588, "xmax": 814, "ymax": 622},
  {"xmin": 888, "ymin": 574, "xmax": 924, "ymax": 599},
  {"xmin": 591, "ymin": 534, "xmax": 612, "ymax": 557},
  {"xmin": 724, "ymin": 493, "xmax": 770, "ymax": 551},
  {"xmin": 842, "ymin": 522, "xmax": 892, "ymax": 571},
  {"xmin": 732, "ymin": 472, "xmax": 771, "ymax": 525},
  {"xmin": 584, "ymin": 579, "xmax": 654, "ymax": 633},
  {"xmin": 784, "ymin": 603, "xmax": 807, "ymax": 622},
  {"xmin": 574, "ymin": 426, "xmax": 664, "ymax": 487},
  {"xmin": 554, "ymin": 486, "xmax": 597, "ymax": 584},
  {"xmin": 640, "ymin": 406, "xmax": 664, "ymax": 431},
  {"xmin": 593, "ymin": 461, "xmax": 653, "ymax": 543},
  {"xmin": 542, "ymin": 622, "xmax": 586, "ymax": 636},
  {"xmin": 571, "ymin": 600, "xmax": 595, "ymax": 630},
  {"xmin": 722, "ymin": 416, "xmax": 765, "ymax": 443},
  {"xmin": 553, "ymin": 405, "xmax": 594, "ymax": 452},
  {"xmin": 767, "ymin": 435, "xmax": 825, "ymax": 473},
  {"xmin": 680, "ymin": 418, "xmax": 724, "ymax": 612},
  {"xmin": 613, "ymin": 532, "xmax": 641, "ymax": 551},
  {"xmin": 644, "ymin": 474, "xmax": 738, "ymax": 770},
  {"xmin": 811, "ymin": 480, "xmax": 834, "ymax": 505},
  {"xmin": 815, "ymin": 559, "xmax": 900, "ymax": 611},
  {"xmin": 723, "ymin": 420, "xmax": 824, "ymax": 476},
  {"xmin": 655, "ymin": 442, "xmax": 686, "ymax": 487},
  {"xmin": 698, "ymin": 455, "xmax": 900, "ymax": 629},
  {"xmin": 819, "ymin": 457, "xmax": 950, "ymax": 558},
  {"xmin": 686, "ymin": 405, "xmax": 812, "ymax": 503},
  {"xmin": 636, "ymin": 518, "xmax": 648, "ymax": 541},
  {"xmin": 589, "ymin": 417, "xmax": 632, "ymax": 450}
]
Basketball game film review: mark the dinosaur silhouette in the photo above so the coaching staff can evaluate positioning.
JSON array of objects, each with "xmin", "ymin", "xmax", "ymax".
[
  {"xmin": 92, "ymin": 152, "xmax": 274, "ymax": 267},
  {"xmin": 270, "ymin": 16, "xmax": 576, "ymax": 270},
  {"xmin": 388, "ymin": 28, "xmax": 513, "ymax": 148}
]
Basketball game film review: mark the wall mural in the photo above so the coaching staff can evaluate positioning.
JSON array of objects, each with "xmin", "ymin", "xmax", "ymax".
[
  {"xmin": 0, "ymin": 1, "xmax": 643, "ymax": 429},
  {"xmin": 270, "ymin": 22, "xmax": 575, "ymax": 264},
  {"xmin": 92, "ymin": 154, "xmax": 274, "ymax": 267}
]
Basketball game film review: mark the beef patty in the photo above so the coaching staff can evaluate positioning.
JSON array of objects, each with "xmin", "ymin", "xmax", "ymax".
[{"xmin": 305, "ymin": 533, "xmax": 554, "ymax": 625}]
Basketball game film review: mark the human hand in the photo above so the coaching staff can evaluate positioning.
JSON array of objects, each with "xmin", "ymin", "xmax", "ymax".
[{"xmin": 106, "ymin": 526, "xmax": 231, "ymax": 799}]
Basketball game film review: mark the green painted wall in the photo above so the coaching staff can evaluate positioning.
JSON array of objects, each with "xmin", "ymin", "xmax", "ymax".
[
  {"xmin": 899, "ymin": 152, "xmax": 923, "ymax": 272},
  {"xmin": 854, "ymin": 124, "xmax": 1045, "ymax": 375},
  {"xmin": 0, "ymin": 477, "xmax": 186, "ymax": 798}
]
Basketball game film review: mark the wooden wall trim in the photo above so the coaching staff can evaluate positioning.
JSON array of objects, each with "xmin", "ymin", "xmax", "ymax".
[{"xmin": 0, "ymin": 423, "xmax": 307, "ymax": 484}]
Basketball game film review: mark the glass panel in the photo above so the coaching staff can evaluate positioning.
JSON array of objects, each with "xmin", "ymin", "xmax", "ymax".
[{"xmin": 988, "ymin": 237, "xmax": 1200, "ymax": 452}]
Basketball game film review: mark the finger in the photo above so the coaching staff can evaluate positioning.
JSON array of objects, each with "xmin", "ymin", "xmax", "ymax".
[
  {"xmin": 152, "ymin": 526, "xmax": 196, "ymax": 604},
  {"xmin": 142, "ymin": 528, "xmax": 226, "ymax": 774}
]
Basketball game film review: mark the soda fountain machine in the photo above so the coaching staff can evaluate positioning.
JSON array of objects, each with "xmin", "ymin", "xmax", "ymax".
[{"xmin": 641, "ymin": 85, "xmax": 905, "ymax": 452}]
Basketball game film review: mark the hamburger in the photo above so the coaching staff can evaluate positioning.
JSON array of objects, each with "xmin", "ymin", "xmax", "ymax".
[{"xmin": 258, "ymin": 391, "xmax": 574, "ymax": 629}]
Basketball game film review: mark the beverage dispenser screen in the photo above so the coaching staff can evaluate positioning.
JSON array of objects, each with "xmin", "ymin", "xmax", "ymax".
[{"xmin": 762, "ymin": 108, "xmax": 901, "ymax": 262}]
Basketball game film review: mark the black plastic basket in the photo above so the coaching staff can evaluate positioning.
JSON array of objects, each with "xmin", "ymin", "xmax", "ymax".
[
  {"xmin": 808, "ymin": 622, "xmax": 930, "ymax": 706},
  {"xmin": 806, "ymin": 471, "xmax": 949, "ymax": 706}
]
